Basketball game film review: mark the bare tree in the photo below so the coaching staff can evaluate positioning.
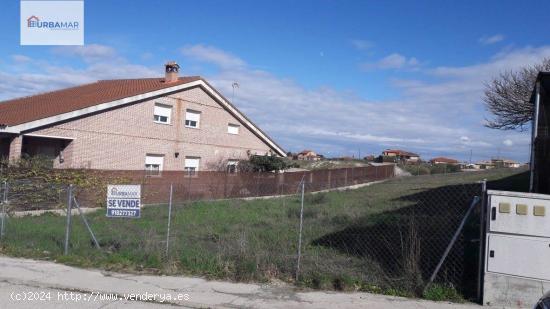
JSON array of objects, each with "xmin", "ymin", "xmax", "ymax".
[{"xmin": 484, "ymin": 58, "xmax": 550, "ymax": 130}]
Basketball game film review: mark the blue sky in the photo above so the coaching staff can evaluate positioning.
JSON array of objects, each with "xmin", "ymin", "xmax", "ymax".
[{"xmin": 2, "ymin": 0, "xmax": 550, "ymax": 162}]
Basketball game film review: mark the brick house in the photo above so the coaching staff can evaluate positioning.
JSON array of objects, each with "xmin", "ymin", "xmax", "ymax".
[
  {"xmin": 295, "ymin": 150, "xmax": 320, "ymax": 161},
  {"xmin": 0, "ymin": 62, "xmax": 286, "ymax": 172},
  {"xmin": 430, "ymin": 157, "xmax": 459, "ymax": 165},
  {"xmin": 382, "ymin": 149, "xmax": 420, "ymax": 163}
]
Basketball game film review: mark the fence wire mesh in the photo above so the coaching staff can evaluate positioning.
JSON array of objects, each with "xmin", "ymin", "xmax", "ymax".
[{"xmin": 0, "ymin": 167, "xmax": 487, "ymax": 300}]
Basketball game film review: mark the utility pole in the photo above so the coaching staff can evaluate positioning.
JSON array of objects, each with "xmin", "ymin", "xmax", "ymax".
[{"xmin": 469, "ymin": 149, "xmax": 472, "ymax": 164}]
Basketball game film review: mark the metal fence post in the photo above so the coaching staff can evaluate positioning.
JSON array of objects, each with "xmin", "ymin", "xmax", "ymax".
[
  {"xmin": 1, "ymin": 181, "xmax": 7, "ymax": 238},
  {"xmin": 256, "ymin": 171, "xmax": 261, "ymax": 196},
  {"xmin": 72, "ymin": 196, "xmax": 101, "ymax": 250},
  {"xmin": 187, "ymin": 170, "xmax": 192, "ymax": 201},
  {"xmin": 477, "ymin": 179, "xmax": 488, "ymax": 302},
  {"xmin": 344, "ymin": 169, "xmax": 348, "ymax": 186},
  {"xmin": 295, "ymin": 180, "xmax": 305, "ymax": 281},
  {"xmin": 64, "ymin": 184, "xmax": 73, "ymax": 255},
  {"xmin": 165, "ymin": 183, "xmax": 173, "ymax": 257}
]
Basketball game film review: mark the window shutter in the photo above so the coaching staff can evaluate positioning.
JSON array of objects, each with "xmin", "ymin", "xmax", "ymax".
[
  {"xmin": 185, "ymin": 157, "xmax": 200, "ymax": 170},
  {"xmin": 154, "ymin": 104, "xmax": 172, "ymax": 118},
  {"xmin": 228, "ymin": 124, "xmax": 240, "ymax": 134},
  {"xmin": 186, "ymin": 110, "xmax": 201, "ymax": 122},
  {"xmin": 145, "ymin": 155, "xmax": 164, "ymax": 170}
]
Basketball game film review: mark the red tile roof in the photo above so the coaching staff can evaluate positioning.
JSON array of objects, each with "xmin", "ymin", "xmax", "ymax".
[
  {"xmin": 0, "ymin": 76, "xmax": 201, "ymax": 126},
  {"xmin": 430, "ymin": 157, "xmax": 459, "ymax": 164},
  {"xmin": 383, "ymin": 149, "xmax": 419, "ymax": 157}
]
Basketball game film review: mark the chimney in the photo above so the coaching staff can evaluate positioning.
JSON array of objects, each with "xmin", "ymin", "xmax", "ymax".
[{"xmin": 164, "ymin": 61, "xmax": 180, "ymax": 83}]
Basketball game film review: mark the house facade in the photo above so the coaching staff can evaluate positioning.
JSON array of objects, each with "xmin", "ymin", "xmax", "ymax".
[
  {"xmin": 0, "ymin": 62, "xmax": 285, "ymax": 172},
  {"xmin": 430, "ymin": 157, "xmax": 459, "ymax": 165},
  {"xmin": 295, "ymin": 150, "xmax": 320, "ymax": 161},
  {"xmin": 382, "ymin": 149, "xmax": 420, "ymax": 163}
]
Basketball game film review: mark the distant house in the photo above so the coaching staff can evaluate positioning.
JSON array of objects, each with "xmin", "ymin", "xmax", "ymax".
[
  {"xmin": 500, "ymin": 159, "xmax": 521, "ymax": 168},
  {"xmin": 430, "ymin": 157, "xmax": 459, "ymax": 165},
  {"xmin": 490, "ymin": 158, "xmax": 521, "ymax": 168},
  {"xmin": 475, "ymin": 161, "xmax": 495, "ymax": 170},
  {"xmin": 382, "ymin": 149, "xmax": 420, "ymax": 163},
  {"xmin": 295, "ymin": 150, "xmax": 321, "ymax": 161}
]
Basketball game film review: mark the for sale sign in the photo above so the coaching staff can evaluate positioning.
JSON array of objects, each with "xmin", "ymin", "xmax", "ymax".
[{"xmin": 106, "ymin": 185, "xmax": 141, "ymax": 218}]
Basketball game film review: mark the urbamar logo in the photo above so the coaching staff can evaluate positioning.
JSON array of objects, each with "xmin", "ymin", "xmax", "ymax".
[
  {"xmin": 21, "ymin": 1, "xmax": 84, "ymax": 45},
  {"xmin": 26, "ymin": 15, "xmax": 79, "ymax": 30}
]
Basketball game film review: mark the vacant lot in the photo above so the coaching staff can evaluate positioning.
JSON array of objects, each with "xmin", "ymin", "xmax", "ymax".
[{"xmin": 0, "ymin": 168, "xmax": 528, "ymax": 300}]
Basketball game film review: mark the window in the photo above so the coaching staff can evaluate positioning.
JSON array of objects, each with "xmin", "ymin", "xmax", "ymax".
[
  {"xmin": 185, "ymin": 109, "xmax": 201, "ymax": 128},
  {"xmin": 145, "ymin": 154, "xmax": 164, "ymax": 176},
  {"xmin": 227, "ymin": 160, "xmax": 238, "ymax": 173},
  {"xmin": 184, "ymin": 157, "xmax": 200, "ymax": 175},
  {"xmin": 228, "ymin": 123, "xmax": 240, "ymax": 135},
  {"xmin": 153, "ymin": 103, "xmax": 172, "ymax": 124}
]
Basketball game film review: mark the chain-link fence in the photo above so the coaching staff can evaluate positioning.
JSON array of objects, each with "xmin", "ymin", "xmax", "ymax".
[{"xmin": 0, "ymin": 170, "xmax": 488, "ymax": 301}]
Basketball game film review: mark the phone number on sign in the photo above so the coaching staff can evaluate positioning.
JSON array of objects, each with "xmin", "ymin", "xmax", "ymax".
[{"xmin": 108, "ymin": 209, "xmax": 139, "ymax": 217}]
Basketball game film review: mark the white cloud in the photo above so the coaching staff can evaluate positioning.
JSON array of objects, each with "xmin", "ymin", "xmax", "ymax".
[
  {"xmin": 182, "ymin": 44, "xmax": 538, "ymax": 161},
  {"xmin": 503, "ymin": 139, "xmax": 514, "ymax": 147},
  {"xmin": 351, "ymin": 39, "xmax": 374, "ymax": 51},
  {"xmin": 11, "ymin": 54, "xmax": 31, "ymax": 63},
  {"xmin": 0, "ymin": 48, "xmax": 158, "ymax": 100},
  {"xmin": 479, "ymin": 34, "xmax": 505, "ymax": 45},
  {"xmin": 361, "ymin": 53, "xmax": 420, "ymax": 71},
  {"xmin": 181, "ymin": 44, "xmax": 245, "ymax": 68},
  {"xmin": 52, "ymin": 44, "xmax": 116, "ymax": 62}
]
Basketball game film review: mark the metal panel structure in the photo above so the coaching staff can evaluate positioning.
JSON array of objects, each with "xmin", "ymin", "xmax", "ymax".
[
  {"xmin": 488, "ymin": 190, "xmax": 550, "ymax": 237},
  {"xmin": 484, "ymin": 190, "xmax": 550, "ymax": 307},
  {"xmin": 487, "ymin": 234, "xmax": 550, "ymax": 281}
]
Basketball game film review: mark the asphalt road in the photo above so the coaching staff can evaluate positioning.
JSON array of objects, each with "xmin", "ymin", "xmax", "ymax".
[{"xmin": 0, "ymin": 256, "xmax": 481, "ymax": 308}]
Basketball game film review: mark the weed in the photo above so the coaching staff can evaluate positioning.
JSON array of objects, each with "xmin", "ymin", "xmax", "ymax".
[{"xmin": 422, "ymin": 283, "xmax": 464, "ymax": 302}]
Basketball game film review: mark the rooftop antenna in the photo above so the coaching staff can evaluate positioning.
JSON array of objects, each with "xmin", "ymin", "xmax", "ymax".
[{"xmin": 232, "ymin": 82, "xmax": 239, "ymax": 103}]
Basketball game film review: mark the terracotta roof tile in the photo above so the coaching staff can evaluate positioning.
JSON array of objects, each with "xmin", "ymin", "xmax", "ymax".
[
  {"xmin": 384, "ymin": 149, "xmax": 419, "ymax": 157},
  {"xmin": 0, "ymin": 76, "xmax": 201, "ymax": 126},
  {"xmin": 430, "ymin": 157, "xmax": 459, "ymax": 163}
]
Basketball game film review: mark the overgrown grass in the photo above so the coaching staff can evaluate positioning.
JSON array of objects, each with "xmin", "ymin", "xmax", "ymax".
[
  {"xmin": 423, "ymin": 283, "xmax": 464, "ymax": 302},
  {"xmin": 0, "ymin": 168, "xmax": 528, "ymax": 301}
]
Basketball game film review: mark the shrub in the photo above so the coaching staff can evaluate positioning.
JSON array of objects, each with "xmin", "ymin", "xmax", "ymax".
[
  {"xmin": 430, "ymin": 164, "xmax": 461, "ymax": 174},
  {"xmin": 422, "ymin": 283, "xmax": 464, "ymax": 302},
  {"xmin": 402, "ymin": 164, "xmax": 430, "ymax": 175},
  {"xmin": 239, "ymin": 155, "xmax": 293, "ymax": 172},
  {"xmin": 0, "ymin": 156, "xmax": 128, "ymax": 209}
]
